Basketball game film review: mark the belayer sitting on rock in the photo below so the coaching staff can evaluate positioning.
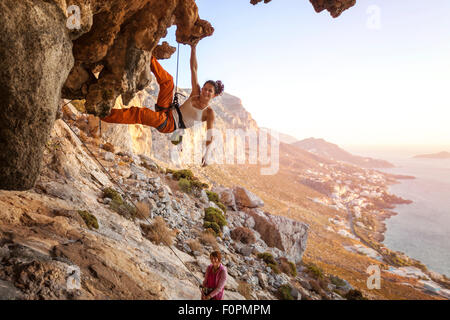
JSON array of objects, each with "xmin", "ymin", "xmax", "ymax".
[
  {"xmin": 200, "ymin": 250, "xmax": 228, "ymax": 300},
  {"xmin": 101, "ymin": 41, "xmax": 224, "ymax": 166}
]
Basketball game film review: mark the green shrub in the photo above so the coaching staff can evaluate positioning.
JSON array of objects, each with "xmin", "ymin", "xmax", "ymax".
[
  {"xmin": 103, "ymin": 188, "xmax": 137, "ymax": 220},
  {"xmin": 257, "ymin": 252, "xmax": 282, "ymax": 274},
  {"xmin": 217, "ymin": 202, "xmax": 227, "ymax": 213},
  {"xmin": 306, "ymin": 263, "xmax": 324, "ymax": 280},
  {"xmin": 109, "ymin": 199, "xmax": 137, "ymax": 220},
  {"xmin": 288, "ymin": 261, "xmax": 297, "ymax": 277},
  {"xmin": 172, "ymin": 169, "xmax": 194, "ymax": 181},
  {"xmin": 268, "ymin": 263, "xmax": 281, "ymax": 274},
  {"xmin": 203, "ymin": 221, "xmax": 221, "ymax": 236},
  {"xmin": 257, "ymin": 252, "xmax": 277, "ymax": 265},
  {"xmin": 330, "ymin": 275, "xmax": 347, "ymax": 288},
  {"xmin": 103, "ymin": 187, "xmax": 123, "ymax": 204},
  {"xmin": 206, "ymin": 191, "xmax": 220, "ymax": 203},
  {"xmin": 167, "ymin": 169, "xmax": 208, "ymax": 191},
  {"xmin": 178, "ymin": 178, "xmax": 192, "ymax": 193},
  {"xmin": 191, "ymin": 180, "xmax": 209, "ymax": 190},
  {"xmin": 206, "ymin": 190, "xmax": 227, "ymax": 213},
  {"xmin": 278, "ymin": 284, "xmax": 294, "ymax": 300},
  {"xmin": 204, "ymin": 207, "xmax": 227, "ymax": 229},
  {"xmin": 280, "ymin": 258, "xmax": 297, "ymax": 277},
  {"xmin": 78, "ymin": 210, "xmax": 99, "ymax": 230}
]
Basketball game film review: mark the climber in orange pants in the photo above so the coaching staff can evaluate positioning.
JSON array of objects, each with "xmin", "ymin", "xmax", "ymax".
[
  {"xmin": 101, "ymin": 56, "xmax": 176, "ymax": 133},
  {"xmin": 101, "ymin": 43, "xmax": 225, "ymax": 165}
]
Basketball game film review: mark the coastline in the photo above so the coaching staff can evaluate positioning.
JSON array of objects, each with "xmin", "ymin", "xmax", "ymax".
[
  {"xmin": 301, "ymin": 158, "xmax": 450, "ymax": 296},
  {"xmin": 370, "ymin": 174, "xmax": 415, "ymax": 242},
  {"xmin": 376, "ymin": 157, "xmax": 450, "ymax": 277}
]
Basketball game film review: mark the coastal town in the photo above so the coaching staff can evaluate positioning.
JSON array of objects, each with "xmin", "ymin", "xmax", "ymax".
[{"xmin": 300, "ymin": 161, "xmax": 450, "ymax": 299}]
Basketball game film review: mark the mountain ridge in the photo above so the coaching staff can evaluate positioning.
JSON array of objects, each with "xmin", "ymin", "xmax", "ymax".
[
  {"xmin": 292, "ymin": 137, "xmax": 395, "ymax": 169},
  {"xmin": 413, "ymin": 151, "xmax": 450, "ymax": 159}
]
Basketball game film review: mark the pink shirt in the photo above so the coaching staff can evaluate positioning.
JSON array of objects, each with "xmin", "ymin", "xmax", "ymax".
[{"xmin": 203, "ymin": 263, "xmax": 227, "ymax": 300}]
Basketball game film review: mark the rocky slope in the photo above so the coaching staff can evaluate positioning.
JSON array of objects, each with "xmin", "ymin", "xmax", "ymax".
[
  {"xmin": 1, "ymin": 88, "xmax": 448, "ymax": 300},
  {"xmin": 3, "ymin": 0, "xmax": 448, "ymax": 301},
  {"xmin": 0, "ymin": 102, "xmax": 319, "ymax": 300},
  {"xmin": 2, "ymin": 88, "xmax": 448, "ymax": 300}
]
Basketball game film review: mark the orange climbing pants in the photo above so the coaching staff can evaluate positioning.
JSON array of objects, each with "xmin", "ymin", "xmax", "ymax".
[{"xmin": 101, "ymin": 56, "xmax": 176, "ymax": 133}]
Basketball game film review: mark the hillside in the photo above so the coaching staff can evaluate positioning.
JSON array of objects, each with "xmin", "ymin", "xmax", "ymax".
[
  {"xmin": 1, "ymin": 0, "xmax": 449, "ymax": 302},
  {"xmin": 0, "ymin": 88, "xmax": 448, "ymax": 300},
  {"xmin": 293, "ymin": 138, "xmax": 395, "ymax": 169},
  {"xmin": 260, "ymin": 128, "xmax": 300, "ymax": 145},
  {"xmin": 413, "ymin": 151, "xmax": 450, "ymax": 159}
]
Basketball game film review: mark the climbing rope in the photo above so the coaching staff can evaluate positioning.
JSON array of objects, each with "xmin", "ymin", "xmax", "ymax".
[
  {"xmin": 56, "ymin": 44, "xmax": 203, "ymax": 288},
  {"xmin": 59, "ymin": 99, "xmax": 202, "ymax": 287},
  {"xmin": 175, "ymin": 42, "xmax": 180, "ymax": 94}
]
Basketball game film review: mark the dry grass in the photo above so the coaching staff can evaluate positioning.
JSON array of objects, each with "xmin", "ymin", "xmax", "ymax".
[
  {"xmin": 163, "ymin": 175, "xmax": 182, "ymax": 194},
  {"xmin": 187, "ymin": 239, "xmax": 202, "ymax": 252},
  {"xmin": 230, "ymin": 227, "xmax": 256, "ymax": 244},
  {"xmin": 199, "ymin": 231, "xmax": 219, "ymax": 250},
  {"xmin": 238, "ymin": 281, "xmax": 252, "ymax": 300},
  {"xmin": 141, "ymin": 216, "xmax": 174, "ymax": 246},
  {"xmin": 279, "ymin": 257, "xmax": 297, "ymax": 277},
  {"xmin": 101, "ymin": 142, "xmax": 115, "ymax": 153},
  {"xmin": 91, "ymin": 137, "xmax": 101, "ymax": 146},
  {"xmin": 79, "ymin": 130, "xmax": 88, "ymax": 143},
  {"xmin": 75, "ymin": 118, "xmax": 88, "ymax": 133},
  {"xmin": 135, "ymin": 201, "xmax": 151, "ymax": 219},
  {"xmin": 87, "ymin": 115, "xmax": 99, "ymax": 136}
]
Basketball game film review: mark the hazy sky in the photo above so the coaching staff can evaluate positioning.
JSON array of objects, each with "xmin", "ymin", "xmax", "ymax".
[{"xmin": 158, "ymin": 0, "xmax": 450, "ymax": 150}]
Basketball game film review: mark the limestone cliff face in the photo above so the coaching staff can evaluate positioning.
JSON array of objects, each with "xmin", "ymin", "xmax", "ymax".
[
  {"xmin": 0, "ymin": 0, "xmax": 356, "ymax": 190},
  {"xmin": 0, "ymin": 0, "xmax": 212, "ymax": 191},
  {"xmin": 0, "ymin": 0, "xmax": 74, "ymax": 190},
  {"xmin": 61, "ymin": 0, "xmax": 214, "ymax": 117}
]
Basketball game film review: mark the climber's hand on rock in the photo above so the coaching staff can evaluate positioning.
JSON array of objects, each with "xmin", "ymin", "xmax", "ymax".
[
  {"xmin": 190, "ymin": 37, "xmax": 200, "ymax": 47},
  {"xmin": 201, "ymin": 156, "xmax": 208, "ymax": 167}
]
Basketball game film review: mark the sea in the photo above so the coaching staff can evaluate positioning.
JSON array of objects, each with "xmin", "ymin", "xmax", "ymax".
[{"xmin": 346, "ymin": 147, "xmax": 450, "ymax": 277}]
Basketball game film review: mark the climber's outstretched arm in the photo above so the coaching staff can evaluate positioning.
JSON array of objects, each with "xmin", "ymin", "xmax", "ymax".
[
  {"xmin": 190, "ymin": 44, "xmax": 201, "ymax": 98},
  {"xmin": 202, "ymin": 108, "xmax": 215, "ymax": 167},
  {"xmin": 205, "ymin": 108, "xmax": 215, "ymax": 147}
]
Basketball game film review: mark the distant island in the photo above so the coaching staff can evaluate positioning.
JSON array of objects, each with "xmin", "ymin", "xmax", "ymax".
[{"xmin": 413, "ymin": 151, "xmax": 450, "ymax": 159}]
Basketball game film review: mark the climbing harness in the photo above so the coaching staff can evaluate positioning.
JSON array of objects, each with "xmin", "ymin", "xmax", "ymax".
[
  {"xmin": 153, "ymin": 42, "xmax": 188, "ymax": 144},
  {"xmin": 59, "ymin": 100, "xmax": 203, "ymax": 288}
]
